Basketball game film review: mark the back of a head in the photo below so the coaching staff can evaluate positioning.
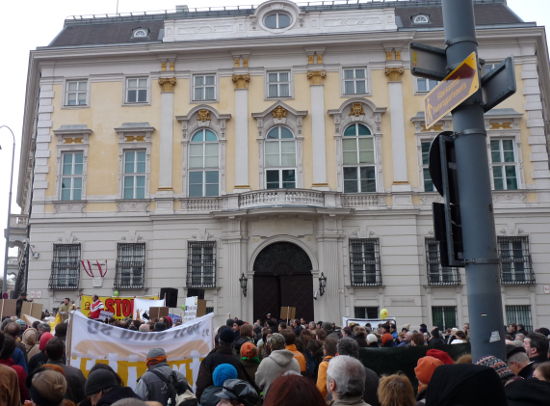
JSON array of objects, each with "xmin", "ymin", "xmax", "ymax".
[
  {"xmin": 45, "ymin": 337, "xmax": 65, "ymax": 362},
  {"xmin": 327, "ymin": 355, "xmax": 366, "ymax": 398},
  {"xmin": 281, "ymin": 329, "xmax": 296, "ymax": 346},
  {"xmin": 0, "ymin": 334, "xmax": 15, "ymax": 360},
  {"xmin": 54, "ymin": 322, "xmax": 68, "ymax": 338},
  {"xmin": 337, "ymin": 337, "xmax": 360, "ymax": 359},
  {"xmin": 268, "ymin": 333, "xmax": 286, "ymax": 351},
  {"xmin": 263, "ymin": 374, "xmax": 325, "ymax": 406},
  {"xmin": 323, "ymin": 336, "xmax": 338, "ymax": 357},
  {"xmin": 4, "ymin": 321, "xmax": 19, "ymax": 338},
  {"xmin": 85, "ymin": 368, "xmax": 120, "ymax": 397},
  {"xmin": 31, "ymin": 369, "xmax": 67, "ymax": 406},
  {"xmin": 111, "ymin": 399, "xmax": 149, "ymax": 406},
  {"xmin": 240, "ymin": 323, "xmax": 253, "ymax": 338},
  {"xmin": 377, "ymin": 374, "xmax": 415, "ymax": 406}
]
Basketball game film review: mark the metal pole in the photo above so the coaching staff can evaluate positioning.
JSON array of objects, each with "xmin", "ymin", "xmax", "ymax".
[
  {"xmin": 442, "ymin": 0, "xmax": 506, "ymax": 361},
  {"xmin": 1, "ymin": 125, "xmax": 16, "ymax": 297}
]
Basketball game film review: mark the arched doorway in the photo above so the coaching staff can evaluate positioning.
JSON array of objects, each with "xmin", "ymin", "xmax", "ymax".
[{"xmin": 253, "ymin": 242, "xmax": 314, "ymax": 321}]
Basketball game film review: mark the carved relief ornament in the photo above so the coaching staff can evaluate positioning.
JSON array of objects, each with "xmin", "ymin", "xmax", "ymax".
[
  {"xmin": 232, "ymin": 74, "xmax": 251, "ymax": 90},
  {"xmin": 272, "ymin": 106, "xmax": 288, "ymax": 119},
  {"xmin": 197, "ymin": 109, "xmax": 211, "ymax": 122},
  {"xmin": 307, "ymin": 70, "xmax": 327, "ymax": 85},
  {"xmin": 384, "ymin": 67, "xmax": 404, "ymax": 82},
  {"xmin": 158, "ymin": 77, "xmax": 177, "ymax": 92}
]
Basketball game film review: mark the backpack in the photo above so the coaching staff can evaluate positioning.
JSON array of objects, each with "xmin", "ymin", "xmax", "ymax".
[{"xmin": 150, "ymin": 369, "xmax": 197, "ymax": 406}]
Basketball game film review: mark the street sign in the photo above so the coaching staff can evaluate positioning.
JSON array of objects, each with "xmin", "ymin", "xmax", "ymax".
[
  {"xmin": 410, "ymin": 42, "xmax": 448, "ymax": 81},
  {"xmin": 425, "ymin": 51, "xmax": 480, "ymax": 129},
  {"xmin": 481, "ymin": 57, "xmax": 516, "ymax": 112}
]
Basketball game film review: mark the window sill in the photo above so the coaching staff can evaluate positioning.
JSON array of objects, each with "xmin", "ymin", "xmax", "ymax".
[
  {"xmin": 62, "ymin": 105, "xmax": 89, "ymax": 109},
  {"xmin": 342, "ymin": 92, "xmax": 371, "ymax": 97},
  {"xmin": 52, "ymin": 200, "xmax": 86, "ymax": 213},
  {"xmin": 122, "ymin": 102, "xmax": 151, "ymax": 107},
  {"xmin": 190, "ymin": 99, "xmax": 218, "ymax": 104}
]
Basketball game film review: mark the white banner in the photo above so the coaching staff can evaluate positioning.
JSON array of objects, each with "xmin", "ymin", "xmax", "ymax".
[
  {"xmin": 183, "ymin": 296, "xmax": 198, "ymax": 323},
  {"xmin": 69, "ymin": 310, "xmax": 213, "ymax": 390},
  {"xmin": 133, "ymin": 298, "xmax": 166, "ymax": 319}
]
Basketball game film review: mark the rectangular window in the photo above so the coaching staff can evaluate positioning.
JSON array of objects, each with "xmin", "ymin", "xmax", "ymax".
[
  {"xmin": 490, "ymin": 139, "xmax": 518, "ymax": 190},
  {"xmin": 497, "ymin": 236, "xmax": 535, "ymax": 285},
  {"xmin": 505, "ymin": 305, "xmax": 533, "ymax": 332},
  {"xmin": 115, "ymin": 243, "xmax": 145, "ymax": 289},
  {"xmin": 343, "ymin": 68, "xmax": 367, "ymax": 95},
  {"xmin": 432, "ymin": 306, "xmax": 457, "ymax": 330},
  {"xmin": 123, "ymin": 150, "xmax": 146, "ymax": 199},
  {"xmin": 421, "ymin": 141, "xmax": 434, "ymax": 192},
  {"xmin": 49, "ymin": 244, "xmax": 81, "ymax": 290},
  {"xmin": 267, "ymin": 71, "xmax": 290, "ymax": 98},
  {"xmin": 60, "ymin": 151, "xmax": 83, "ymax": 201},
  {"xmin": 425, "ymin": 238, "xmax": 460, "ymax": 285},
  {"xmin": 193, "ymin": 74, "xmax": 216, "ymax": 101},
  {"xmin": 354, "ymin": 306, "xmax": 379, "ymax": 319},
  {"xmin": 266, "ymin": 169, "xmax": 296, "ymax": 189},
  {"xmin": 349, "ymin": 239, "xmax": 382, "ymax": 286},
  {"xmin": 187, "ymin": 241, "xmax": 216, "ymax": 288},
  {"xmin": 343, "ymin": 167, "xmax": 376, "ymax": 193},
  {"xmin": 65, "ymin": 80, "xmax": 88, "ymax": 106},
  {"xmin": 416, "ymin": 78, "xmax": 438, "ymax": 93},
  {"xmin": 188, "ymin": 170, "xmax": 219, "ymax": 197},
  {"xmin": 126, "ymin": 77, "xmax": 148, "ymax": 103}
]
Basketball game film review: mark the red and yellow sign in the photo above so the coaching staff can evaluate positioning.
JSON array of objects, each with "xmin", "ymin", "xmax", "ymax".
[
  {"xmin": 425, "ymin": 51, "xmax": 480, "ymax": 129},
  {"xmin": 80, "ymin": 295, "xmax": 158, "ymax": 319}
]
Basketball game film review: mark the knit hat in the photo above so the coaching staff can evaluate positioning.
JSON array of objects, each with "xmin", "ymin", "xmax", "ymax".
[
  {"xmin": 366, "ymin": 333, "xmax": 378, "ymax": 345},
  {"xmin": 476, "ymin": 355, "xmax": 515, "ymax": 381},
  {"xmin": 415, "ymin": 356, "xmax": 444, "ymax": 385},
  {"xmin": 31, "ymin": 369, "xmax": 67, "ymax": 406},
  {"xmin": 426, "ymin": 348, "xmax": 455, "ymax": 365},
  {"xmin": 213, "ymin": 363, "xmax": 238, "ymax": 387},
  {"xmin": 39, "ymin": 332, "xmax": 53, "ymax": 351},
  {"xmin": 240, "ymin": 342, "xmax": 258, "ymax": 359},
  {"xmin": 85, "ymin": 369, "xmax": 119, "ymax": 396},
  {"xmin": 381, "ymin": 333, "xmax": 394, "ymax": 346},
  {"xmin": 219, "ymin": 327, "xmax": 236, "ymax": 344},
  {"xmin": 146, "ymin": 347, "xmax": 167, "ymax": 366},
  {"xmin": 22, "ymin": 328, "xmax": 38, "ymax": 346}
]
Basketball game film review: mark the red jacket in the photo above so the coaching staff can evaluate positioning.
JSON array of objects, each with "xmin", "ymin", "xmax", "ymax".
[
  {"xmin": 0, "ymin": 358, "xmax": 29, "ymax": 401},
  {"xmin": 89, "ymin": 299, "xmax": 104, "ymax": 319}
]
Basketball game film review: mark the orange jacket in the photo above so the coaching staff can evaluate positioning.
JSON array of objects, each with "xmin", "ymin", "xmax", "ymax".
[
  {"xmin": 285, "ymin": 344, "xmax": 306, "ymax": 373},
  {"xmin": 316, "ymin": 355, "xmax": 334, "ymax": 398}
]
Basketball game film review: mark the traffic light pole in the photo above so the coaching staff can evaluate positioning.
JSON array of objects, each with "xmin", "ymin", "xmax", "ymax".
[{"xmin": 442, "ymin": 0, "xmax": 506, "ymax": 360}]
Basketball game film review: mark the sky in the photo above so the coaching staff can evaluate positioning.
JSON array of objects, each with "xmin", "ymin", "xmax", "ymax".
[{"xmin": 0, "ymin": 0, "xmax": 549, "ymax": 277}]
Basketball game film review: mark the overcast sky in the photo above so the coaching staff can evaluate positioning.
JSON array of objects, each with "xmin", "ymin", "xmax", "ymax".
[{"xmin": 0, "ymin": 0, "xmax": 548, "ymax": 276}]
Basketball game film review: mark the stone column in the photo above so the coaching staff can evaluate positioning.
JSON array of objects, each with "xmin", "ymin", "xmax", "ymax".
[
  {"xmin": 232, "ymin": 73, "xmax": 251, "ymax": 192},
  {"xmin": 307, "ymin": 70, "xmax": 328, "ymax": 190}
]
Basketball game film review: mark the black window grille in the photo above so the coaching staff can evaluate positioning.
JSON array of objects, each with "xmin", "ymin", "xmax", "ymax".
[
  {"xmin": 187, "ymin": 241, "xmax": 216, "ymax": 288},
  {"xmin": 349, "ymin": 239, "xmax": 382, "ymax": 287},
  {"xmin": 432, "ymin": 306, "xmax": 457, "ymax": 330},
  {"xmin": 49, "ymin": 244, "xmax": 81, "ymax": 290},
  {"xmin": 505, "ymin": 305, "xmax": 533, "ymax": 332},
  {"xmin": 354, "ymin": 306, "xmax": 379, "ymax": 319},
  {"xmin": 497, "ymin": 236, "xmax": 535, "ymax": 285},
  {"xmin": 115, "ymin": 243, "xmax": 145, "ymax": 289},
  {"xmin": 425, "ymin": 238, "xmax": 460, "ymax": 286}
]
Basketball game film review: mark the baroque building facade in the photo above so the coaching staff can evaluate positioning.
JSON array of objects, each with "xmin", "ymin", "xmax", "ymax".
[{"xmin": 12, "ymin": 0, "xmax": 550, "ymax": 328}]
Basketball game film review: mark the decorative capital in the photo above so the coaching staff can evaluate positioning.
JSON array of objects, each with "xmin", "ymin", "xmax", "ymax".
[
  {"xmin": 272, "ymin": 106, "xmax": 288, "ymax": 119},
  {"xmin": 158, "ymin": 77, "xmax": 177, "ymax": 92},
  {"xmin": 307, "ymin": 70, "xmax": 327, "ymax": 85},
  {"xmin": 384, "ymin": 67, "xmax": 404, "ymax": 82},
  {"xmin": 197, "ymin": 109, "xmax": 211, "ymax": 122},
  {"xmin": 349, "ymin": 103, "xmax": 365, "ymax": 117},
  {"xmin": 385, "ymin": 48, "xmax": 401, "ymax": 61},
  {"xmin": 232, "ymin": 74, "xmax": 251, "ymax": 90}
]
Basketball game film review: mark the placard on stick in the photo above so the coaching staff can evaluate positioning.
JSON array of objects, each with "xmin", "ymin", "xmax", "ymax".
[
  {"xmin": 280, "ymin": 306, "xmax": 296, "ymax": 322},
  {"xmin": 0, "ymin": 299, "xmax": 17, "ymax": 319},
  {"xmin": 21, "ymin": 301, "xmax": 43, "ymax": 319},
  {"xmin": 149, "ymin": 306, "xmax": 169, "ymax": 320},
  {"xmin": 197, "ymin": 299, "xmax": 207, "ymax": 317}
]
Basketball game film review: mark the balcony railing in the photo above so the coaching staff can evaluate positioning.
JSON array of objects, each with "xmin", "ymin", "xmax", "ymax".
[
  {"xmin": 428, "ymin": 269, "xmax": 461, "ymax": 286},
  {"xmin": 239, "ymin": 189, "xmax": 326, "ymax": 208}
]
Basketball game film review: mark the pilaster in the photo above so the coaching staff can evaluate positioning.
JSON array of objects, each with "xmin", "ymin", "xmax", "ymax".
[
  {"xmin": 232, "ymin": 70, "xmax": 251, "ymax": 192},
  {"xmin": 307, "ymin": 69, "xmax": 328, "ymax": 190}
]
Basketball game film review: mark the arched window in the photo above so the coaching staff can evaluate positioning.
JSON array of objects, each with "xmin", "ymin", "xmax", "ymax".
[
  {"xmin": 343, "ymin": 123, "xmax": 376, "ymax": 193},
  {"xmin": 264, "ymin": 11, "xmax": 292, "ymax": 29},
  {"xmin": 188, "ymin": 129, "xmax": 219, "ymax": 197},
  {"xmin": 265, "ymin": 126, "xmax": 296, "ymax": 189}
]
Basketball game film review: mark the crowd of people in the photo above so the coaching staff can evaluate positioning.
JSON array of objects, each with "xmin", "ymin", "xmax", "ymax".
[{"xmin": 1, "ymin": 301, "xmax": 550, "ymax": 406}]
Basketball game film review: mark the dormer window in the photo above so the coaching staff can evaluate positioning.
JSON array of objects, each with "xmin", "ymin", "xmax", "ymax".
[
  {"xmin": 264, "ymin": 11, "xmax": 292, "ymax": 29},
  {"xmin": 412, "ymin": 14, "xmax": 430, "ymax": 24},
  {"xmin": 132, "ymin": 28, "xmax": 149, "ymax": 39}
]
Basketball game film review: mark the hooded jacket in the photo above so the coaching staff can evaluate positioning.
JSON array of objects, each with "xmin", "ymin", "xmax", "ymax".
[
  {"xmin": 255, "ymin": 349, "xmax": 300, "ymax": 396},
  {"xmin": 135, "ymin": 362, "xmax": 189, "ymax": 404},
  {"xmin": 505, "ymin": 378, "xmax": 550, "ymax": 406}
]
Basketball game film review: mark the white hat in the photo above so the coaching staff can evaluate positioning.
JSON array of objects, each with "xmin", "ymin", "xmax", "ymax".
[{"xmin": 367, "ymin": 333, "xmax": 378, "ymax": 344}]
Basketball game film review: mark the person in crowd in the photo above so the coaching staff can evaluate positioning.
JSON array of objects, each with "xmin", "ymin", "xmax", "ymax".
[
  {"xmin": 316, "ymin": 336, "xmax": 337, "ymax": 398},
  {"xmin": 240, "ymin": 342, "xmax": 260, "ymax": 384},
  {"xmin": 15, "ymin": 292, "xmax": 30, "ymax": 318},
  {"xmin": 427, "ymin": 328, "xmax": 445, "ymax": 348},
  {"xmin": 256, "ymin": 327, "xmax": 271, "ymax": 360},
  {"xmin": 410, "ymin": 332, "xmax": 425, "ymax": 347},
  {"xmin": 475, "ymin": 355, "xmax": 519, "ymax": 387},
  {"xmin": 353, "ymin": 326, "xmax": 369, "ymax": 348},
  {"xmin": 55, "ymin": 322, "xmax": 68, "ymax": 342},
  {"xmin": 255, "ymin": 332, "xmax": 300, "ymax": 397},
  {"xmin": 36, "ymin": 322, "xmax": 51, "ymax": 339},
  {"xmin": 281, "ymin": 329, "xmax": 306, "ymax": 374},
  {"xmin": 414, "ymin": 356, "xmax": 443, "ymax": 405},
  {"xmin": 215, "ymin": 379, "xmax": 259, "ymax": 406},
  {"xmin": 135, "ymin": 347, "xmax": 190, "ymax": 404},
  {"xmin": 337, "ymin": 337, "xmax": 379, "ymax": 406},
  {"xmin": 0, "ymin": 332, "xmax": 29, "ymax": 401},
  {"xmin": 23, "ymin": 327, "xmax": 40, "ymax": 359},
  {"xmin": 377, "ymin": 374, "xmax": 415, "ymax": 406},
  {"xmin": 200, "ymin": 363, "xmax": 238, "ymax": 406},
  {"xmin": 0, "ymin": 362, "xmax": 20, "ymax": 406},
  {"xmin": 28, "ymin": 332, "xmax": 53, "ymax": 375},
  {"xmin": 58, "ymin": 298, "xmax": 73, "ymax": 322},
  {"xmin": 397, "ymin": 331, "xmax": 413, "ymax": 347},
  {"xmin": 195, "ymin": 327, "xmax": 248, "ymax": 399},
  {"xmin": 234, "ymin": 324, "xmax": 255, "ymax": 354},
  {"xmin": 44, "ymin": 337, "xmax": 86, "ymax": 403},
  {"xmin": 28, "ymin": 369, "xmax": 71, "ymax": 406},
  {"xmin": 366, "ymin": 334, "xmax": 378, "ymax": 348},
  {"xmin": 380, "ymin": 333, "xmax": 394, "ymax": 348},
  {"xmin": 450, "ymin": 330, "xmax": 467, "ymax": 344},
  {"xmin": 524, "ymin": 332, "xmax": 549, "ymax": 364},
  {"xmin": 506, "ymin": 323, "xmax": 517, "ymax": 340},
  {"xmin": 85, "ymin": 368, "xmax": 140, "ymax": 406},
  {"xmin": 3, "ymin": 321, "xmax": 28, "ymax": 371},
  {"xmin": 425, "ymin": 349, "xmax": 454, "ymax": 365},
  {"xmin": 507, "ymin": 346, "xmax": 535, "ymax": 378},
  {"xmin": 89, "ymin": 295, "xmax": 104, "ymax": 320},
  {"xmin": 298, "ymin": 329, "xmax": 318, "ymax": 379},
  {"xmin": 534, "ymin": 361, "xmax": 550, "ymax": 381},
  {"xmin": 505, "ymin": 373, "xmax": 550, "ymax": 406},
  {"xmin": 425, "ymin": 364, "xmax": 507, "ymax": 406},
  {"xmin": 326, "ymin": 355, "xmax": 369, "ymax": 406},
  {"xmin": 263, "ymin": 373, "xmax": 325, "ymax": 406}
]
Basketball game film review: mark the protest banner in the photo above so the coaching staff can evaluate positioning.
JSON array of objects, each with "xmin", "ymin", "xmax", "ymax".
[
  {"xmin": 133, "ymin": 297, "xmax": 165, "ymax": 319},
  {"xmin": 69, "ymin": 310, "xmax": 214, "ymax": 390},
  {"xmin": 80, "ymin": 295, "xmax": 158, "ymax": 319},
  {"xmin": 0, "ymin": 299, "xmax": 17, "ymax": 319},
  {"xmin": 21, "ymin": 301, "xmax": 43, "ymax": 319},
  {"xmin": 342, "ymin": 317, "xmax": 397, "ymax": 329}
]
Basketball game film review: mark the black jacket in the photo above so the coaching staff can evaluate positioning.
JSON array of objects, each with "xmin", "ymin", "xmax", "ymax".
[
  {"xmin": 505, "ymin": 378, "xmax": 550, "ymax": 406},
  {"xmin": 199, "ymin": 385, "xmax": 222, "ymax": 406},
  {"xmin": 97, "ymin": 386, "xmax": 140, "ymax": 406}
]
